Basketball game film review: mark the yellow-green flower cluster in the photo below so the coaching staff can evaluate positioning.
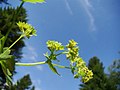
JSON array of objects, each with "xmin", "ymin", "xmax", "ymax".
[
  {"xmin": 66, "ymin": 40, "xmax": 93, "ymax": 83},
  {"xmin": 66, "ymin": 40, "xmax": 79, "ymax": 63},
  {"xmin": 66, "ymin": 39, "xmax": 78, "ymax": 48},
  {"xmin": 81, "ymin": 68, "xmax": 93, "ymax": 83},
  {"xmin": 75, "ymin": 57, "xmax": 93, "ymax": 83},
  {"xmin": 46, "ymin": 40, "xmax": 64, "ymax": 51},
  {"xmin": 17, "ymin": 22, "xmax": 36, "ymax": 38}
]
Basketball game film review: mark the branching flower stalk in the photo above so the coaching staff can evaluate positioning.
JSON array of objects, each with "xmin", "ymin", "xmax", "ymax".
[
  {"xmin": 0, "ymin": 0, "xmax": 93, "ymax": 87},
  {"xmin": 16, "ymin": 61, "xmax": 70, "ymax": 69},
  {"xmin": 1, "ymin": 21, "xmax": 93, "ymax": 85},
  {"xmin": 15, "ymin": 39, "xmax": 93, "ymax": 83}
]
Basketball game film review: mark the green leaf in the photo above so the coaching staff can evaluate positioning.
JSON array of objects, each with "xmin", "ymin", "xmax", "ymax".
[
  {"xmin": 0, "ymin": 47, "xmax": 13, "ymax": 60},
  {"xmin": 7, "ymin": 69, "xmax": 12, "ymax": 76},
  {"xmin": 44, "ymin": 52, "xmax": 49, "ymax": 59},
  {"xmin": 1, "ymin": 61, "xmax": 12, "ymax": 85},
  {"xmin": 0, "ymin": 55, "xmax": 15, "ymax": 85},
  {"xmin": 23, "ymin": 0, "xmax": 45, "ymax": 3},
  {"xmin": 47, "ymin": 61, "xmax": 60, "ymax": 76},
  {"xmin": 71, "ymin": 66, "xmax": 75, "ymax": 74},
  {"xmin": 3, "ymin": 47, "xmax": 10, "ymax": 54},
  {"xmin": 0, "ymin": 55, "xmax": 12, "ymax": 60},
  {"xmin": 6, "ymin": 75, "xmax": 13, "ymax": 86}
]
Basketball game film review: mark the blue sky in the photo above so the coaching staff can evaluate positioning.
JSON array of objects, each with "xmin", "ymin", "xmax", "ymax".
[{"xmin": 1, "ymin": 0, "xmax": 120, "ymax": 90}]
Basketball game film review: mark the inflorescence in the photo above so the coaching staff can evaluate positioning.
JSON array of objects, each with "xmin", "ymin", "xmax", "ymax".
[
  {"xmin": 17, "ymin": 21, "xmax": 37, "ymax": 38},
  {"xmin": 46, "ymin": 39, "xmax": 93, "ymax": 83}
]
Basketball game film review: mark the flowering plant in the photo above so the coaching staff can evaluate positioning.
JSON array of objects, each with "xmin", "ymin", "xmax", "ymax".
[{"xmin": 0, "ymin": 0, "xmax": 93, "ymax": 87}]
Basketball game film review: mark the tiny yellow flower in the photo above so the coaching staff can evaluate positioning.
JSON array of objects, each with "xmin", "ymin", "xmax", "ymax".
[
  {"xmin": 81, "ymin": 70, "xmax": 93, "ymax": 83},
  {"xmin": 66, "ymin": 39, "xmax": 78, "ymax": 48}
]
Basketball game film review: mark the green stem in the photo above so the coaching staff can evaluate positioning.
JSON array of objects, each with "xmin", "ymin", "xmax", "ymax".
[
  {"xmin": 1, "ymin": 34, "xmax": 24, "ymax": 56},
  {"xmin": 56, "ymin": 51, "xmax": 68, "ymax": 56},
  {"xmin": 16, "ymin": 61, "xmax": 70, "ymax": 69},
  {"xmin": 16, "ymin": 61, "xmax": 46, "ymax": 66},
  {"xmin": 53, "ymin": 63, "xmax": 70, "ymax": 69}
]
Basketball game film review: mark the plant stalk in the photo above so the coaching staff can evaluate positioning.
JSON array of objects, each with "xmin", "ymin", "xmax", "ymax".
[
  {"xmin": 16, "ymin": 61, "xmax": 70, "ymax": 69},
  {"xmin": 16, "ymin": 61, "xmax": 46, "ymax": 66},
  {"xmin": 1, "ymin": 35, "xmax": 24, "ymax": 57}
]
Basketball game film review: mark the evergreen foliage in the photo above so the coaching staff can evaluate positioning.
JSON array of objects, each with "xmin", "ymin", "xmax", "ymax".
[
  {"xmin": 4, "ymin": 74, "xmax": 35, "ymax": 90},
  {"xmin": 80, "ymin": 56, "xmax": 108, "ymax": 90},
  {"xmin": 108, "ymin": 59, "xmax": 120, "ymax": 90},
  {"xmin": 7, "ymin": 74, "xmax": 35, "ymax": 90}
]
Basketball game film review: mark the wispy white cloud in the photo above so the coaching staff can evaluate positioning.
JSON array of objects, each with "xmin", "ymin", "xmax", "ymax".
[
  {"xmin": 64, "ymin": 0, "xmax": 73, "ymax": 15},
  {"xmin": 22, "ymin": 44, "xmax": 38, "ymax": 62},
  {"xmin": 79, "ymin": 0, "xmax": 96, "ymax": 31},
  {"xmin": 22, "ymin": 43, "xmax": 43, "ymax": 71},
  {"xmin": 83, "ymin": 0, "xmax": 92, "ymax": 7}
]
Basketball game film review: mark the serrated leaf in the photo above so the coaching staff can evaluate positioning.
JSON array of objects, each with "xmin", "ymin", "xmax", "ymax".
[
  {"xmin": 23, "ymin": 0, "xmax": 45, "ymax": 3},
  {"xmin": 47, "ymin": 61, "xmax": 60, "ymax": 76}
]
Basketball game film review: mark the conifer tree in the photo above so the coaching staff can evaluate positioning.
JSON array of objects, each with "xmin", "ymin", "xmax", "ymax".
[
  {"xmin": 9, "ymin": 74, "xmax": 35, "ymax": 90},
  {"xmin": 108, "ymin": 59, "xmax": 120, "ymax": 90},
  {"xmin": 79, "ymin": 56, "xmax": 108, "ymax": 90}
]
